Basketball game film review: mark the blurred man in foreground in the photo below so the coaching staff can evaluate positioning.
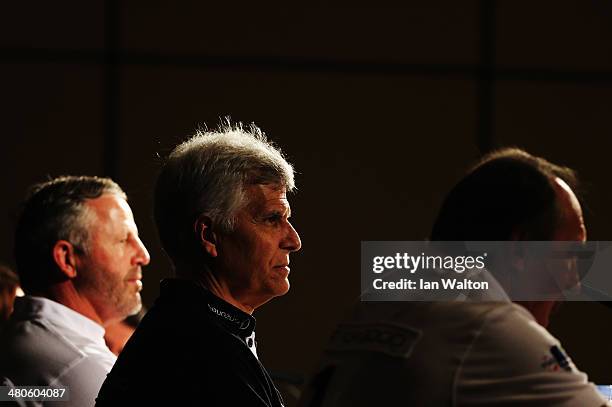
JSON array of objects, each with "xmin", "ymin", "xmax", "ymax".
[
  {"xmin": 0, "ymin": 176, "xmax": 150, "ymax": 406},
  {"xmin": 299, "ymin": 148, "xmax": 608, "ymax": 406},
  {"xmin": 97, "ymin": 123, "xmax": 302, "ymax": 406}
]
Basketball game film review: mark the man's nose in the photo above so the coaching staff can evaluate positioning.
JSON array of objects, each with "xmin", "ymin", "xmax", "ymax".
[
  {"xmin": 133, "ymin": 236, "xmax": 151, "ymax": 266},
  {"xmin": 282, "ymin": 221, "xmax": 302, "ymax": 252}
]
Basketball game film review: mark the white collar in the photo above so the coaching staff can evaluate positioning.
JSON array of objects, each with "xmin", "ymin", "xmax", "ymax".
[{"xmin": 13, "ymin": 296, "xmax": 106, "ymax": 341}]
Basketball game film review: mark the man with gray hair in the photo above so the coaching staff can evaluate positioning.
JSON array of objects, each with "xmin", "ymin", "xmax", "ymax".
[
  {"xmin": 96, "ymin": 123, "xmax": 302, "ymax": 406},
  {"xmin": 0, "ymin": 176, "xmax": 150, "ymax": 406}
]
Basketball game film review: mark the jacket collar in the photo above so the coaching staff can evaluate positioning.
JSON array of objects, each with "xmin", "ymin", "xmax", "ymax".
[{"xmin": 160, "ymin": 278, "xmax": 256, "ymax": 338}]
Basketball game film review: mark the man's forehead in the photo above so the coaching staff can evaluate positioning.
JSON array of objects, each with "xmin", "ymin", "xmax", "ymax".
[
  {"xmin": 245, "ymin": 184, "xmax": 289, "ymax": 208},
  {"xmin": 86, "ymin": 193, "xmax": 134, "ymax": 221},
  {"xmin": 553, "ymin": 177, "xmax": 582, "ymax": 216},
  {"xmin": 551, "ymin": 177, "xmax": 586, "ymax": 241}
]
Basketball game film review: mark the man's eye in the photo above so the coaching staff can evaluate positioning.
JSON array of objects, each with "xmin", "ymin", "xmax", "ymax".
[{"xmin": 264, "ymin": 215, "xmax": 282, "ymax": 225}]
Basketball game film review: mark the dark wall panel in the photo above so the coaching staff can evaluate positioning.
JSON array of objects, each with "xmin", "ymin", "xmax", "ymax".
[
  {"xmin": 0, "ymin": 63, "xmax": 105, "ymax": 270},
  {"xmin": 495, "ymin": 81, "xmax": 612, "ymax": 239},
  {"xmin": 0, "ymin": 3, "xmax": 104, "ymax": 50},
  {"xmin": 120, "ymin": 3, "xmax": 479, "ymax": 65},
  {"xmin": 496, "ymin": 1, "xmax": 612, "ymax": 70}
]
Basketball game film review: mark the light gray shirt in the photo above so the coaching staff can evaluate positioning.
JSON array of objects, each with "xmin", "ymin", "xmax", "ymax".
[
  {"xmin": 300, "ymin": 269, "xmax": 609, "ymax": 407},
  {"xmin": 0, "ymin": 296, "xmax": 116, "ymax": 406}
]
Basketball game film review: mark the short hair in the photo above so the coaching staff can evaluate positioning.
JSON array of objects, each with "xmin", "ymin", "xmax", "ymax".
[
  {"xmin": 154, "ymin": 122, "xmax": 295, "ymax": 268},
  {"xmin": 430, "ymin": 148, "xmax": 579, "ymax": 241},
  {"xmin": 15, "ymin": 175, "xmax": 125, "ymax": 293}
]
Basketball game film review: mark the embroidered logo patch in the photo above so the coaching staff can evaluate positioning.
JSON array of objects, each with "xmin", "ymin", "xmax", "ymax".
[{"xmin": 207, "ymin": 303, "xmax": 250, "ymax": 329}]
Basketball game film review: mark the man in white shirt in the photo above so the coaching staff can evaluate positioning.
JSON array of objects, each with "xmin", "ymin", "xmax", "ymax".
[
  {"xmin": 299, "ymin": 148, "xmax": 610, "ymax": 406},
  {"xmin": 0, "ymin": 176, "xmax": 150, "ymax": 406}
]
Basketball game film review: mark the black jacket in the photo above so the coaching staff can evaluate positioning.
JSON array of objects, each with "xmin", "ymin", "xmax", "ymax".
[{"xmin": 96, "ymin": 279, "xmax": 284, "ymax": 406}]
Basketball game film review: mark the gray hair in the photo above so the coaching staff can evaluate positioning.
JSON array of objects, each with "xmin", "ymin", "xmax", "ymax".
[
  {"xmin": 15, "ymin": 175, "xmax": 126, "ymax": 293},
  {"xmin": 154, "ymin": 122, "xmax": 295, "ymax": 267}
]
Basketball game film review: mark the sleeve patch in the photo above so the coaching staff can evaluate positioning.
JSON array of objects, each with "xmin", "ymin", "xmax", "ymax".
[{"xmin": 540, "ymin": 345, "xmax": 574, "ymax": 372}]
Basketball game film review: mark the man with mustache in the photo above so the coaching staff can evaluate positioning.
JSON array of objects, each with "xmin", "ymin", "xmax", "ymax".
[
  {"xmin": 96, "ymin": 123, "xmax": 302, "ymax": 406},
  {"xmin": 0, "ymin": 176, "xmax": 150, "ymax": 406}
]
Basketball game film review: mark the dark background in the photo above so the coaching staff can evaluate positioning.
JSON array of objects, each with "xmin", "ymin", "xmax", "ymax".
[{"xmin": 2, "ymin": 0, "xmax": 612, "ymax": 395}]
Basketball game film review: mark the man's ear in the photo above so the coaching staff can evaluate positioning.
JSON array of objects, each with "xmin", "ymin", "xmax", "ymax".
[
  {"xmin": 52, "ymin": 240, "xmax": 78, "ymax": 279},
  {"xmin": 194, "ymin": 215, "xmax": 218, "ymax": 258}
]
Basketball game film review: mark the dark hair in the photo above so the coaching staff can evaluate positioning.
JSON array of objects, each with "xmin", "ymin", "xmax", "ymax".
[
  {"xmin": 14, "ymin": 175, "xmax": 125, "ymax": 293},
  {"xmin": 430, "ymin": 148, "xmax": 579, "ymax": 241}
]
